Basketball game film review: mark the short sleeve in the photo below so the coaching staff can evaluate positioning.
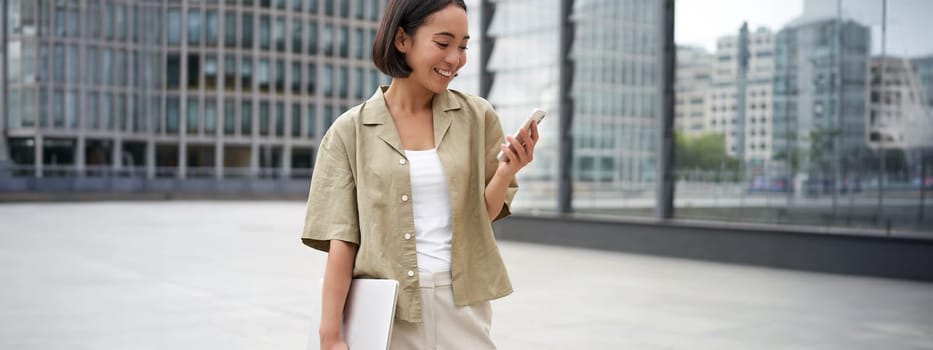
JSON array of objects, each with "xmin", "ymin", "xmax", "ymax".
[
  {"xmin": 482, "ymin": 101, "xmax": 519, "ymax": 222},
  {"xmin": 300, "ymin": 129, "xmax": 360, "ymax": 252}
]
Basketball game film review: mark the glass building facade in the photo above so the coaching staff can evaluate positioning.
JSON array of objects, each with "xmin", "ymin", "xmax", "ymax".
[
  {"xmin": 3, "ymin": 0, "xmax": 388, "ymax": 179},
  {"xmin": 482, "ymin": 0, "xmax": 661, "ymax": 210}
]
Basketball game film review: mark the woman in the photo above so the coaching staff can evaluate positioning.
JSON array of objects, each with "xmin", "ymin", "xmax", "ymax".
[{"xmin": 301, "ymin": 0, "xmax": 538, "ymax": 348}]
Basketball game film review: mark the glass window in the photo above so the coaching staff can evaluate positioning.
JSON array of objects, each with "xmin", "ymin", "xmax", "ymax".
[
  {"xmin": 21, "ymin": 88, "xmax": 36, "ymax": 128},
  {"xmin": 187, "ymin": 98, "xmax": 199, "ymax": 134},
  {"xmin": 103, "ymin": 5, "xmax": 115, "ymax": 40},
  {"xmin": 241, "ymin": 57, "xmax": 253, "ymax": 91},
  {"xmin": 306, "ymin": 103, "xmax": 316, "ymax": 138},
  {"xmin": 87, "ymin": 0, "xmax": 100, "ymax": 37},
  {"xmin": 338, "ymin": 27, "xmax": 348, "ymax": 57},
  {"xmin": 242, "ymin": 14, "xmax": 253, "ymax": 48},
  {"xmin": 325, "ymin": 0, "xmax": 334, "ymax": 15},
  {"xmin": 133, "ymin": 93, "xmax": 146, "ymax": 132},
  {"xmin": 306, "ymin": 63, "xmax": 316, "ymax": 93},
  {"xmin": 308, "ymin": 0, "xmax": 318, "ymax": 13},
  {"xmin": 224, "ymin": 99, "xmax": 235, "ymax": 135},
  {"xmin": 260, "ymin": 16, "xmax": 271, "ymax": 50},
  {"xmin": 241, "ymin": 101, "xmax": 252, "ymax": 135},
  {"xmin": 88, "ymin": 92, "xmax": 99, "ymax": 129},
  {"xmin": 55, "ymin": 6, "xmax": 66, "ymax": 37},
  {"xmin": 354, "ymin": 67, "xmax": 364, "ymax": 98},
  {"xmin": 275, "ymin": 60, "xmax": 285, "ymax": 92},
  {"xmin": 323, "ymin": 64, "xmax": 333, "ymax": 96},
  {"xmin": 258, "ymin": 59, "xmax": 271, "ymax": 92},
  {"xmin": 292, "ymin": 21, "xmax": 303, "ymax": 53},
  {"xmin": 188, "ymin": 55, "xmax": 201, "ymax": 88},
  {"xmin": 369, "ymin": 0, "xmax": 380, "ymax": 20},
  {"xmin": 277, "ymin": 103, "xmax": 286, "ymax": 136},
  {"xmin": 114, "ymin": 5, "xmax": 126, "ymax": 40},
  {"xmin": 322, "ymin": 24, "xmax": 333, "ymax": 55},
  {"xmin": 67, "ymin": 7, "xmax": 78, "ymax": 37},
  {"xmin": 205, "ymin": 100, "xmax": 217, "ymax": 133},
  {"xmin": 291, "ymin": 62, "xmax": 302, "ymax": 93},
  {"xmin": 323, "ymin": 105, "xmax": 334, "ymax": 131},
  {"xmin": 66, "ymin": 44, "xmax": 78, "ymax": 83},
  {"xmin": 115, "ymin": 50, "xmax": 126, "ymax": 86},
  {"xmin": 274, "ymin": 17, "xmax": 285, "ymax": 52},
  {"xmin": 354, "ymin": 0, "xmax": 364, "ymax": 19},
  {"xmin": 86, "ymin": 47, "xmax": 98, "ymax": 84},
  {"xmin": 340, "ymin": 0, "xmax": 349, "ymax": 18},
  {"xmin": 291, "ymin": 103, "xmax": 301, "ymax": 137},
  {"xmin": 307, "ymin": 20, "xmax": 317, "ymax": 54},
  {"xmin": 188, "ymin": 10, "xmax": 201, "ymax": 45},
  {"xmin": 54, "ymin": 44, "xmax": 65, "ymax": 83},
  {"xmin": 206, "ymin": 11, "xmax": 219, "ymax": 45},
  {"xmin": 224, "ymin": 55, "xmax": 236, "ymax": 90},
  {"xmin": 112, "ymin": 94, "xmax": 125, "ymax": 131},
  {"xmin": 66, "ymin": 91, "xmax": 77, "ymax": 129},
  {"xmin": 166, "ymin": 97, "xmax": 180, "ymax": 133},
  {"xmin": 7, "ymin": 42, "xmax": 21, "ymax": 83},
  {"xmin": 7, "ymin": 89, "xmax": 19, "ymax": 128},
  {"xmin": 167, "ymin": 54, "xmax": 181, "ymax": 89},
  {"xmin": 338, "ymin": 66, "xmax": 348, "ymax": 98},
  {"xmin": 101, "ymin": 93, "xmax": 111, "ymax": 130},
  {"xmin": 354, "ymin": 28, "xmax": 364, "ymax": 59},
  {"xmin": 204, "ymin": 55, "xmax": 218, "ymax": 88},
  {"xmin": 167, "ymin": 9, "xmax": 181, "ymax": 45},
  {"xmin": 259, "ymin": 102, "xmax": 270, "ymax": 136},
  {"xmin": 274, "ymin": 0, "xmax": 286, "ymax": 9},
  {"xmin": 224, "ymin": 12, "xmax": 236, "ymax": 46}
]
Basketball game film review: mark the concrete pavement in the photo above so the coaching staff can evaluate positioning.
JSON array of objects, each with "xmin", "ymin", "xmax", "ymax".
[{"xmin": 1, "ymin": 201, "xmax": 931, "ymax": 349}]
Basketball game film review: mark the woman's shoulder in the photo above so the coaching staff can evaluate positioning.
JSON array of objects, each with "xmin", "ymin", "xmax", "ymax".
[{"xmin": 446, "ymin": 89, "xmax": 495, "ymax": 112}]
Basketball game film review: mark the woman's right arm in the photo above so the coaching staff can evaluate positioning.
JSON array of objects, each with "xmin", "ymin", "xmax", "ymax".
[{"xmin": 319, "ymin": 239, "xmax": 358, "ymax": 349}]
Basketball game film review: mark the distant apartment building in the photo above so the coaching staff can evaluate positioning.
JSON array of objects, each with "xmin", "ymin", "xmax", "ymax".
[
  {"xmin": 708, "ymin": 26, "xmax": 776, "ymax": 171},
  {"xmin": 2, "ymin": 0, "xmax": 387, "ymax": 192},
  {"xmin": 674, "ymin": 45, "xmax": 712, "ymax": 136}
]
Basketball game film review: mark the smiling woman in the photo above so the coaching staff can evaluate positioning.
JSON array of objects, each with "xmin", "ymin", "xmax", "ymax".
[{"xmin": 302, "ymin": 0, "xmax": 542, "ymax": 349}]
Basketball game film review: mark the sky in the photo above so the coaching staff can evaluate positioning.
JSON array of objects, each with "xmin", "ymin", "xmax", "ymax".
[
  {"xmin": 674, "ymin": 0, "xmax": 933, "ymax": 57},
  {"xmin": 675, "ymin": 0, "xmax": 804, "ymax": 52}
]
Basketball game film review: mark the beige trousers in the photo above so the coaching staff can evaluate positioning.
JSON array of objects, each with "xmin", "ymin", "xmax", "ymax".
[{"xmin": 389, "ymin": 271, "xmax": 496, "ymax": 350}]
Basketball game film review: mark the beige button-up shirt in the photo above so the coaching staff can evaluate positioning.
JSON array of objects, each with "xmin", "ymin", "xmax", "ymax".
[{"xmin": 301, "ymin": 86, "xmax": 518, "ymax": 323}]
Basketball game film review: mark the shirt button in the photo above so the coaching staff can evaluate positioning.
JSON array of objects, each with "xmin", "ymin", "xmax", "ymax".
[
  {"xmin": 401, "ymin": 194, "xmax": 409, "ymax": 202},
  {"xmin": 407, "ymin": 270, "xmax": 415, "ymax": 277},
  {"xmin": 399, "ymin": 158, "xmax": 407, "ymax": 165},
  {"xmin": 404, "ymin": 233, "xmax": 412, "ymax": 240}
]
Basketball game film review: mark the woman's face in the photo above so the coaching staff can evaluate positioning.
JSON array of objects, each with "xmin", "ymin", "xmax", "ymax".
[{"xmin": 396, "ymin": 4, "xmax": 469, "ymax": 94}]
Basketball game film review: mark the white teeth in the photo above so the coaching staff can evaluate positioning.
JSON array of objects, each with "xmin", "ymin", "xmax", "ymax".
[{"xmin": 434, "ymin": 68, "xmax": 453, "ymax": 77}]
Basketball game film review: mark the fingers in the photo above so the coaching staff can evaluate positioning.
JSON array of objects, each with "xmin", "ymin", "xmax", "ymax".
[
  {"xmin": 529, "ymin": 120, "xmax": 540, "ymax": 142},
  {"xmin": 507, "ymin": 135, "xmax": 528, "ymax": 164}
]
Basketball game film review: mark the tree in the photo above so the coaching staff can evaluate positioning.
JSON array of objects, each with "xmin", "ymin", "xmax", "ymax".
[{"xmin": 674, "ymin": 132, "xmax": 740, "ymax": 173}]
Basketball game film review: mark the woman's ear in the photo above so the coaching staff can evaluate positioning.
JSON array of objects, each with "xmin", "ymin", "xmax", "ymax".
[{"xmin": 394, "ymin": 27, "xmax": 410, "ymax": 54}]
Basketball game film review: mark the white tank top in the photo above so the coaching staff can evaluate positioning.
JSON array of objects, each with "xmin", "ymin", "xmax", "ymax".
[{"xmin": 405, "ymin": 149, "xmax": 453, "ymax": 273}]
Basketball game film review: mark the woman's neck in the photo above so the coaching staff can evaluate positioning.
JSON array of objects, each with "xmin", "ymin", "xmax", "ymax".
[{"xmin": 384, "ymin": 78, "xmax": 435, "ymax": 117}]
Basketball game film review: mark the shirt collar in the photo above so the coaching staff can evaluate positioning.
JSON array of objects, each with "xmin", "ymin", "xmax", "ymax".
[{"xmin": 361, "ymin": 86, "xmax": 462, "ymax": 125}]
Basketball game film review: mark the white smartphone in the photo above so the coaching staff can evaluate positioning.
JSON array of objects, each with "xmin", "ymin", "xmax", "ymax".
[{"xmin": 497, "ymin": 108, "xmax": 547, "ymax": 162}]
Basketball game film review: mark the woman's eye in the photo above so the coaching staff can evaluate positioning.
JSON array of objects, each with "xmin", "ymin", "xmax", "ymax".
[
  {"xmin": 459, "ymin": 46, "xmax": 468, "ymax": 51},
  {"xmin": 435, "ymin": 42, "xmax": 450, "ymax": 48}
]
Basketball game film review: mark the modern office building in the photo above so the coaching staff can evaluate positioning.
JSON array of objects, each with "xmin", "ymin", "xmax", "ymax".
[
  {"xmin": 568, "ymin": 0, "xmax": 661, "ymax": 188},
  {"xmin": 773, "ymin": 16, "xmax": 870, "ymax": 179},
  {"xmin": 674, "ymin": 45, "xmax": 712, "ymax": 136},
  {"xmin": 2, "ymin": 0, "xmax": 388, "ymax": 191}
]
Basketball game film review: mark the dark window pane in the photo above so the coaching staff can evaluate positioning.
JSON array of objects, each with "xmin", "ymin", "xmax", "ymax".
[
  {"xmin": 241, "ymin": 101, "xmax": 252, "ymax": 135},
  {"xmin": 188, "ymin": 10, "xmax": 201, "ymax": 45}
]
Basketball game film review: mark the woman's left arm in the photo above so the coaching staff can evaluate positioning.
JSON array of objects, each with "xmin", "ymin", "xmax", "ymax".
[{"xmin": 485, "ymin": 121, "xmax": 539, "ymax": 221}]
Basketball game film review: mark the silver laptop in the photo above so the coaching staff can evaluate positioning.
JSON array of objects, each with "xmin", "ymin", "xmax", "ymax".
[{"xmin": 307, "ymin": 278, "xmax": 399, "ymax": 350}]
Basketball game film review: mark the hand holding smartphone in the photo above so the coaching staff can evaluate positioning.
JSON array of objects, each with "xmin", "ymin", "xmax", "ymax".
[{"xmin": 497, "ymin": 108, "xmax": 546, "ymax": 162}]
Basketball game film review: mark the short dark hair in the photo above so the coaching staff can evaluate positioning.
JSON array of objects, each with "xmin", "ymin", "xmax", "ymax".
[{"xmin": 372, "ymin": 0, "xmax": 467, "ymax": 78}]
